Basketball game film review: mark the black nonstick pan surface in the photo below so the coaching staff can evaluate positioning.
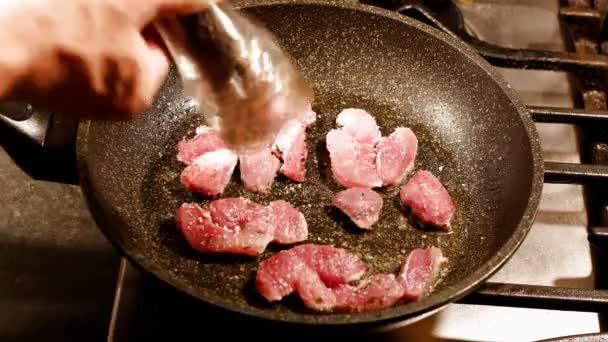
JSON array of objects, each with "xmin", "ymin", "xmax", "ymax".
[{"xmin": 76, "ymin": 0, "xmax": 544, "ymax": 329}]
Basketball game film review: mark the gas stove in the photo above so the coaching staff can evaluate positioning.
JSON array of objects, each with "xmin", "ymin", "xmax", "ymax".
[{"xmin": 2, "ymin": 0, "xmax": 608, "ymax": 341}]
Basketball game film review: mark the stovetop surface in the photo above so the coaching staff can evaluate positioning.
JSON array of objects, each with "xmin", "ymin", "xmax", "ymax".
[
  {"xmin": 0, "ymin": 0, "xmax": 603, "ymax": 341},
  {"xmin": 0, "ymin": 129, "xmax": 120, "ymax": 340}
]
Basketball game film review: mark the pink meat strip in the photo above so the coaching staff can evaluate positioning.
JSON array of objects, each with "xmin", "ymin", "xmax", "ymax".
[
  {"xmin": 177, "ymin": 126, "xmax": 227, "ymax": 165},
  {"xmin": 180, "ymin": 149, "xmax": 238, "ymax": 196},
  {"xmin": 238, "ymin": 147, "xmax": 281, "ymax": 193},
  {"xmin": 376, "ymin": 127, "xmax": 418, "ymax": 187},
  {"xmin": 256, "ymin": 245, "xmax": 446, "ymax": 312},
  {"xmin": 333, "ymin": 274, "xmax": 405, "ymax": 311},
  {"xmin": 255, "ymin": 250, "xmax": 337, "ymax": 311},
  {"xmin": 176, "ymin": 202, "xmax": 275, "ymax": 257},
  {"xmin": 326, "ymin": 128, "xmax": 382, "ymax": 188},
  {"xmin": 269, "ymin": 200, "xmax": 309, "ymax": 244},
  {"xmin": 327, "ymin": 108, "xmax": 421, "ymax": 190},
  {"xmin": 398, "ymin": 246, "xmax": 447, "ymax": 300},
  {"xmin": 272, "ymin": 103, "xmax": 316, "ymax": 182},
  {"xmin": 178, "ymin": 102, "xmax": 315, "ymax": 195},
  {"xmin": 256, "ymin": 244, "xmax": 366, "ymax": 310},
  {"xmin": 332, "ymin": 187, "xmax": 383, "ymax": 229},
  {"xmin": 177, "ymin": 197, "xmax": 308, "ymax": 257},
  {"xmin": 399, "ymin": 170, "xmax": 456, "ymax": 230},
  {"xmin": 289, "ymin": 244, "xmax": 366, "ymax": 287},
  {"xmin": 272, "ymin": 120, "xmax": 308, "ymax": 182},
  {"xmin": 333, "ymin": 246, "xmax": 446, "ymax": 311}
]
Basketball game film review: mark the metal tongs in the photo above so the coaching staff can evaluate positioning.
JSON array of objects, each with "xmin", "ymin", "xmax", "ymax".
[{"xmin": 155, "ymin": 1, "xmax": 313, "ymax": 151}]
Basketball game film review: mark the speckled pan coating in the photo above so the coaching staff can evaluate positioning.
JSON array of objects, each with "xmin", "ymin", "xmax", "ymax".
[{"xmin": 76, "ymin": 1, "xmax": 543, "ymax": 328}]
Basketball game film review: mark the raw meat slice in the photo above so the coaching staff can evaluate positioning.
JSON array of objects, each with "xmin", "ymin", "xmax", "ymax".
[
  {"xmin": 255, "ymin": 244, "xmax": 447, "ymax": 312},
  {"xmin": 334, "ymin": 246, "xmax": 446, "ymax": 311},
  {"xmin": 334, "ymin": 274, "xmax": 405, "ymax": 311},
  {"xmin": 180, "ymin": 149, "xmax": 238, "ymax": 196},
  {"xmin": 176, "ymin": 203, "xmax": 274, "ymax": 257},
  {"xmin": 399, "ymin": 170, "xmax": 456, "ymax": 230},
  {"xmin": 272, "ymin": 120, "xmax": 308, "ymax": 182},
  {"xmin": 208, "ymin": 197, "xmax": 266, "ymax": 229},
  {"xmin": 326, "ymin": 128, "xmax": 382, "ymax": 188},
  {"xmin": 206, "ymin": 197, "xmax": 305, "ymax": 247},
  {"xmin": 332, "ymin": 187, "xmax": 383, "ymax": 229},
  {"xmin": 336, "ymin": 108, "xmax": 382, "ymax": 145},
  {"xmin": 256, "ymin": 250, "xmax": 336, "ymax": 311},
  {"xmin": 289, "ymin": 244, "xmax": 366, "ymax": 287},
  {"xmin": 270, "ymin": 103, "xmax": 316, "ymax": 182},
  {"xmin": 255, "ymin": 244, "xmax": 365, "ymax": 306},
  {"xmin": 239, "ymin": 148, "xmax": 281, "ymax": 193},
  {"xmin": 176, "ymin": 203, "xmax": 216, "ymax": 250},
  {"xmin": 376, "ymin": 127, "xmax": 418, "ymax": 187},
  {"xmin": 255, "ymin": 250, "xmax": 296, "ymax": 301},
  {"xmin": 293, "ymin": 266, "xmax": 338, "ymax": 311},
  {"xmin": 177, "ymin": 126, "xmax": 227, "ymax": 165},
  {"xmin": 398, "ymin": 246, "xmax": 447, "ymax": 300},
  {"xmin": 269, "ymin": 200, "xmax": 308, "ymax": 244},
  {"xmin": 281, "ymin": 128, "xmax": 308, "ymax": 182}
]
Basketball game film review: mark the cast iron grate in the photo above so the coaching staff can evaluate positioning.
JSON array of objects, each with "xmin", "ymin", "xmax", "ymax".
[{"xmin": 362, "ymin": 0, "xmax": 608, "ymax": 313}]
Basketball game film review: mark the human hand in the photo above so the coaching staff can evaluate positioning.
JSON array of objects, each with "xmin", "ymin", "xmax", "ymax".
[{"xmin": 0, "ymin": 0, "xmax": 215, "ymax": 119}]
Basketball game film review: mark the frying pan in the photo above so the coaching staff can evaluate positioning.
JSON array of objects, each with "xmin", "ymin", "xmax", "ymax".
[{"xmin": 49, "ymin": 0, "xmax": 544, "ymax": 330}]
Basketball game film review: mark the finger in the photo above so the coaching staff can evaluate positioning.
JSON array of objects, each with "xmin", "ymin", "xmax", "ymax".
[
  {"xmin": 141, "ymin": 24, "xmax": 169, "ymax": 56},
  {"xmin": 128, "ymin": 33, "xmax": 170, "ymax": 116}
]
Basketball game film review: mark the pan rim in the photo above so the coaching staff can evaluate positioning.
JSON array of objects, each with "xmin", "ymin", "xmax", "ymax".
[{"xmin": 76, "ymin": 0, "xmax": 544, "ymax": 328}]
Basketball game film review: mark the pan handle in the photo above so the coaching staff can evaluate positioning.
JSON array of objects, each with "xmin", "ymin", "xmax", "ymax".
[
  {"xmin": 0, "ymin": 101, "xmax": 77, "ymax": 149},
  {"xmin": 0, "ymin": 102, "xmax": 79, "ymax": 184},
  {"xmin": 0, "ymin": 101, "xmax": 35, "ymax": 121},
  {"xmin": 0, "ymin": 102, "xmax": 51, "ymax": 146}
]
